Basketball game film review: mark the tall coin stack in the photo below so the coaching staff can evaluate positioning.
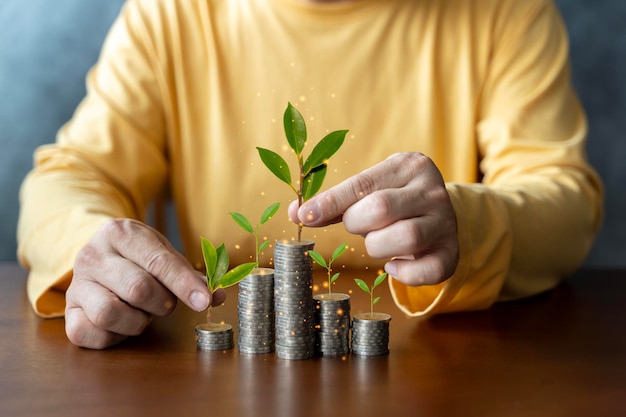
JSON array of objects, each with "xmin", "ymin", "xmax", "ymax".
[
  {"xmin": 313, "ymin": 293, "xmax": 351, "ymax": 356},
  {"xmin": 351, "ymin": 312, "xmax": 391, "ymax": 356},
  {"xmin": 195, "ymin": 323, "xmax": 235, "ymax": 351},
  {"xmin": 273, "ymin": 239, "xmax": 316, "ymax": 360},
  {"xmin": 237, "ymin": 268, "xmax": 275, "ymax": 354}
]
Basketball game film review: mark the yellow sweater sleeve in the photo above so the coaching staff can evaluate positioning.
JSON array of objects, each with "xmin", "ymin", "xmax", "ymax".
[
  {"xmin": 390, "ymin": 0, "xmax": 603, "ymax": 316},
  {"xmin": 17, "ymin": 1, "xmax": 169, "ymax": 317}
]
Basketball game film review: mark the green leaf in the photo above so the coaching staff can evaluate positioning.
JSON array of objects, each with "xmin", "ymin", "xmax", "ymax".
[
  {"xmin": 373, "ymin": 272, "xmax": 388, "ymax": 289},
  {"xmin": 257, "ymin": 147, "xmax": 292, "ymax": 186},
  {"xmin": 230, "ymin": 212, "xmax": 254, "ymax": 234},
  {"xmin": 307, "ymin": 250, "xmax": 327, "ymax": 268},
  {"xmin": 219, "ymin": 262, "xmax": 258, "ymax": 289},
  {"xmin": 212, "ymin": 244, "xmax": 230, "ymax": 289},
  {"xmin": 260, "ymin": 202, "xmax": 281, "ymax": 224},
  {"xmin": 201, "ymin": 237, "xmax": 217, "ymax": 281},
  {"xmin": 354, "ymin": 278, "xmax": 370, "ymax": 294},
  {"xmin": 373, "ymin": 296, "xmax": 381, "ymax": 306},
  {"xmin": 302, "ymin": 129, "xmax": 348, "ymax": 176},
  {"xmin": 283, "ymin": 102, "xmax": 306, "ymax": 155},
  {"xmin": 330, "ymin": 272, "xmax": 340, "ymax": 284},
  {"xmin": 258, "ymin": 240, "xmax": 270, "ymax": 252},
  {"xmin": 331, "ymin": 242, "xmax": 349, "ymax": 261},
  {"xmin": 302, "ymin": 164, "xmax": 327, "ymax": 201}
]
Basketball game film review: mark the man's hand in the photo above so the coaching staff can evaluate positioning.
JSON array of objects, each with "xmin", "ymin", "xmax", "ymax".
[
  {"xmin": 65, "ymin": 218, "xmax": 225, "ymax": 349},
  {"xmin": 289, "ymin": 152, "xmax": 459, "ymax": 286}
]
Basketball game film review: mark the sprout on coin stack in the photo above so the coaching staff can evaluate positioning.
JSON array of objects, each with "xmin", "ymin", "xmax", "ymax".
[
  {"xmin": 256, "ymin": 101, "xmax": 348, "ymax": 242},
  {"xmin": 230, "ymin": 203, "xmax": 280, "ymax": 354},
  {"xmin": 309, "ymin": 243, "xmax": 352, "ymax": 356},
  {"xmin": 352, "ymin": 272, "xmax": 391, "ymax": 356},
  {"xmin": 195, "ymin": 237, "xmax": 257, "ymax": 351},
  {"xmin": 256, "ymin": 102, "xmax": 348, "ymax": 360}
]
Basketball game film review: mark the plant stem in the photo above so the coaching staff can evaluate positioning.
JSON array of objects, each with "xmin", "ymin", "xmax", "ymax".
[
  {"xmin": 206, "ymin": 305, "xmax": 212, "ymax": 325},
  {"xmin": 298, "ymin": 156, "xmax": 304, "ymax": 241},
  {"xmin": 327, "ymin": 267, "xmax": 331, "ymax": 295},
  {"xmin": 370, "ymin": 290, "xmax": 374, "ymax": 316},
  {"xmin": 327, "ymin": 259, "xmax": 333, "ymax": 295},
  {"xmin": 254, "ymin": 225, "xmax": 259, "ymax": 265}
]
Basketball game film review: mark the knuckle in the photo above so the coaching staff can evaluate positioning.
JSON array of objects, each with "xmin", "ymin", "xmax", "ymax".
[
  {"xmin": 401, "ymin": 223, "xmax": 423, "ymax": 250},
  {"xmin": 368, "ymin": 192, "xmax": 394, "ymax": 220},
  {"xmin": 428, "ymin": 186, "xmax": 451, "ymax": 205},
  {"xmin": 394, "ymin": 151, "xmax": 428, "ymax": 170},
  {"xmin": 144, "ymin": 250, "xmax": 172, "ymax": 277},
  {"xmin": 99, "ymin": 218, "xmax": 125, "ymax": 238},
  {"xmin": 65, "ymin": 313, "xmax": 87, "ymax": 346},
  {"xmin": 91, "ymin": 301, "xmax": 121, "ymax": 330},
  {"xmin": 98, "ymin": 218, "xmax": 139, "ymax": 241},
  {"xmin": 74, "ymin": 244, "xmax": 102, "ymax": 269},
  {"xmin": 125, "ymin": 275, "xmax": 153, "ymax": 306},
  {"xmin": 350, "ymin": 172, "xmax": 377, "ymax": 201}
]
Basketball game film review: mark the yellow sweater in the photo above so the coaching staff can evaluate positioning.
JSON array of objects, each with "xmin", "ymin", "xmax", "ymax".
[{"xmin": 18, "ymin": 0, "xmax": 602, "ymax": 318}]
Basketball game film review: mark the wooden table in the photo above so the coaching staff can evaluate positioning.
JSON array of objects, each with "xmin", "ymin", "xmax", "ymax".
[{"xmin": 1, "ymin": 262, "xmax": 624, "ymax": 417}]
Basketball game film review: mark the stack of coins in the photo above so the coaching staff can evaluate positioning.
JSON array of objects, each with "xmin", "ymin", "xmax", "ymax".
[
  {"xmin": 351, "ymin": 312, "xmax": 391, "ymax": 356},
  {"xmin": 273, "ymin": 239, "xmax": 316, "ymax": 360},
  {"xmin": 313, "ymin": 293, "xmax": 351, "ymax": 356},
  {"xmin": 237, "ymin": 268, "xmax": 275, "ymax": 354},
  {"xmin": 195, "ymin": 323, "xmax": 235, "ymax": 351}
]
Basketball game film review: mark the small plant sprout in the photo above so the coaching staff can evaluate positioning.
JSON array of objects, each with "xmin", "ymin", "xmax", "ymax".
[
  {"xmin": 229, "ymin": 202, "xmax": 281, "ymax": 266},
  {"xmin": 354, "ymin": 272, "xmax": 388, "ymax": 316},
  {"xmin": 257, "ymin": 102, "xmax": 348, "ymax": 241},
  {"xmin": 201, "ymin": 236, "xmax": 257, "ymax": 324},
  {"xmin": 308, "ymin": 242, "xmax": 348, "ymax": 295}
]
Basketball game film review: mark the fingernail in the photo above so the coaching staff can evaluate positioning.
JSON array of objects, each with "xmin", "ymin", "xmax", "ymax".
[
  {"xmin": 190, "ymin": 291, "xmax": 209, "ymax": 311},
  {"xmin": 301, "ymin": 202, "xmax": 321, "ymax": 224}
]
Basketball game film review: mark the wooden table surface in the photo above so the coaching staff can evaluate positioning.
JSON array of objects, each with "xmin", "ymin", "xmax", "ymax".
[{"xmin": 1, "ymin": 262, "xmax": 624, "ymax": 417}]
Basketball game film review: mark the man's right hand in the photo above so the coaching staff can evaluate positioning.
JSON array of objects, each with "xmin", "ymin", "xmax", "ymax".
[{"xmin": 65, "ymin": 218, "xmax": 224, "ymax": 349}]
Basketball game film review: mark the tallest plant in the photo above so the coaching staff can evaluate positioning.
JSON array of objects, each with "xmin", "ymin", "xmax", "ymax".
[{"xmin": 257, "ymin": 102, "xmax": 348, "ymax": 241}]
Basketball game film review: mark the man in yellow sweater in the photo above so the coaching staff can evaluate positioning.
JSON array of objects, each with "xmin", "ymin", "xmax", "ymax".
[{"xmin": 17, "ymin": 0, "xmax": 603, "ymax": 349}]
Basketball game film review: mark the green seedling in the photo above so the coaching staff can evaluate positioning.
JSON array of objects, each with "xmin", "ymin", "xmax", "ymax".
[
  {"xmin": 257, "ymin": 102, "xmax": 348, "ymax": 241},
  {"xmin": 308, "ymin": 242, "xmax": 348, "ymax": 295},
  {"xmin": 229, "ymin": 202, "xmax": 281, "ymax": 266},
  {"xmin": 201, "ymin": 236, "xmax": 257, "ymax": 324},
  {"xmin": 354, "ymin": 272, "xmax": 388, "ymax": 316}
]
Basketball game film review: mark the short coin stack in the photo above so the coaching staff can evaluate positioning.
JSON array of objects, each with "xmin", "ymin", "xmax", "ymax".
[
  {"xmin": 273, "ymin": 239, "xmax": 316, "ymax": 360},
  {"xmin": 313, "ymin": 293, "xmax": 351, "ymax": 356},
  {"xmin": 237, "ymin": 268, "xmax": 275, "ymax": 354},
  {"xmin": 351, "ymin": 312, "xmax": 391, "ymax": 356},
  {"xmin": 195, "ymin": 323, "xmax": 235, "ymax": 351}
]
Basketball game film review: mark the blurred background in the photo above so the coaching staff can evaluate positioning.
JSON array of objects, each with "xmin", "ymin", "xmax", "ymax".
[{"xmin": 1, "ymin": 0, "xmax": 624, "ymax": 266}]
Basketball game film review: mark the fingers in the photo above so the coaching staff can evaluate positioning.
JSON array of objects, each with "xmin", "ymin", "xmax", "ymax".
[
  {"xmin": 384, "ymin": 247, "xmax": 459, "ymax": 287},
  {"xmin": 65, "ymin": 278, "xmax": 153, "ymax": 349},
  {"xmin": 295, "ymin": 153, "xmax": 432, "ymax": 227},
  {"xmin": 97, "ymin": 219, "xmax": 211, "ymax": 313},
  {"xmin": 290, "ymin": 152, "xmax": 459, "ymax": 287},
  {"xmin": 66, "ymin": 218, "xmax": 212, "ymax": 348},
  {"xmin": 65, "ymin": 306, "xmax": 129, "ymax": 350}
]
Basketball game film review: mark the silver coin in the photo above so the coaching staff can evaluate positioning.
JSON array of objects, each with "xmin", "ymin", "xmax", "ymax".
[{"xmin": 237, "ymin": 345, "xmax": 274, "ymax": 355}]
